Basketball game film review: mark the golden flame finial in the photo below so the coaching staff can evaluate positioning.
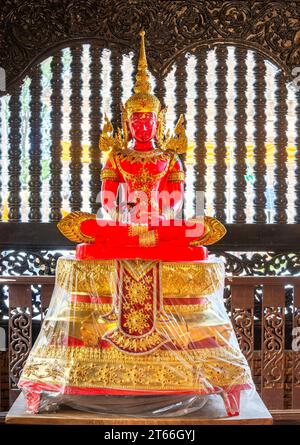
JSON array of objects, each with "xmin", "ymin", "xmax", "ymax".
[
  {"xmin": 124, "ymin": 29, "xmax": 161, "ymax": 118},
  {"xmin": 134, "ymin": 29, "xmax": 151, "ymax": 95}
]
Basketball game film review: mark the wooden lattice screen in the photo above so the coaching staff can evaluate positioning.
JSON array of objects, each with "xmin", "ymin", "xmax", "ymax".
[{"xmin": 0, "ymin": 43, "xmax": 299, "ymax": 229}]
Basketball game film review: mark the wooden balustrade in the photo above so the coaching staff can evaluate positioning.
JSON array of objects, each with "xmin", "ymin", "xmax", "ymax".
[{"xmin": 0, "ymin": 275, "xmax": 300, "ymax": 420}]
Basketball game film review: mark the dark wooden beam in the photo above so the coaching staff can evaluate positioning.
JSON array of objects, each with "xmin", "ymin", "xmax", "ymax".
[
  {"xmin": 0, "ymin": 223, "xmax": 75, "ymax": 250},
  {"xmin": 0, "ymin": 223, "xmax": 298, "ymax": 252}
]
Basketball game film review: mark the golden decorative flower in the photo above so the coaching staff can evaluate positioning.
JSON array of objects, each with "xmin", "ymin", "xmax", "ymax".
[
  {"xmin": 126, "ymin": 280, "xmax": 150, "ymax": 305},
  {"xmin": 123, "ymin": 309, "xmax": 150, "ymax": 334}
]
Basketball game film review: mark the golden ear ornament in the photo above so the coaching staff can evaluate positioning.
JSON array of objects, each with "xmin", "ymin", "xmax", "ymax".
[
  {"xmin": 188, "ymin": 216, "xmax": 227, "ymax": 247},
  {"xmin": 57, "ymin": 211, "xmax": 96, "ymax": 243},
  {"xmin": 156, "ymin": 107, "xmax": 167, "ymax": 149},
  {"xmin": 99, "ymin": 114, "xmax": 123, "ymax": 153},
  {"xmin": 164, "ymin": 114, "xmax": 188, "ymax": 154}
]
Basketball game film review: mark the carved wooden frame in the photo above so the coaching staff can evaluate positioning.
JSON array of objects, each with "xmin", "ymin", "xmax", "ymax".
[{"xmin": 0, "ymin": 0, "xmax": 299, "ymax": 94}]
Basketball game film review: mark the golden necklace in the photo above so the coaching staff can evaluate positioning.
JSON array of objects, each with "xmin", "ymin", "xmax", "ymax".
[{"xmin": 115, "ymin": 147, "xmax": 170, "ymax": 165}]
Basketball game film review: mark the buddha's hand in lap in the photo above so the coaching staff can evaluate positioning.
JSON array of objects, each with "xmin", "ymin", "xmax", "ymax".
[{"xmin": 131, "ymin": 210, "xmax": 165, "ymax": 226}]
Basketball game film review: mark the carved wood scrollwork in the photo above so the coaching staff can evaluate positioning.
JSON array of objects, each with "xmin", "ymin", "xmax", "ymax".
[
  {"xmin": 0, "ymin": 1, "xmax": 299, "ymax": 93},
  {"xmin": 293, "ymin": 286, "xmax": 300, "ymax": 408},
  {"xmin": 232, "ymin": 308, "xmax": 254, "ymax": 367},
  {"xmin": 294, "ymin": 308, "xmax": 300, "ymax": 386},
  {"xmin": 1, "ymin": 249, "xmax": 300, "ymax": 277},
  {"xmin": 8, "ymin": 284, "xmax": 32, "ymax": 402},
  {"xmin": 9, "ymin": 307, "xmax": 31, "ymax": 388},
  {"xmin": 261, "ymin": 285, "xmax": 285, "ymax": 409},
  {"xmin": 263, "ymin": 307, "xmax": 285, "ymax": 387}
]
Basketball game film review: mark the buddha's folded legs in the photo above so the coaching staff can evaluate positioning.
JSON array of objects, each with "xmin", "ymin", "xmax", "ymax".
[{"xmin": 81, "ymin": 219, "xmax": 205, "ymax": 248}]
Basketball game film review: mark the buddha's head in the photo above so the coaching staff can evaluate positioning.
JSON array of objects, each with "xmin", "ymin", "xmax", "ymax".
[
  {"xmin": 128, "ymin": 111, "xmax": 157, "ymax": 143},
  {"xmin": 122, "ymin": 30, "xmax": 164, "ymax": 146}
]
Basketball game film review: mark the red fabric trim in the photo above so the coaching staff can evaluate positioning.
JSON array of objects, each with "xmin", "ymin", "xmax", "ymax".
[
  {"xmin": 58, "ymin": 336, "xmax": 112, "ymax": 348},
  {"xmin": 164, "ymin": 297, "xmax": 207, "ymax": 305},
  {"xmin": 161, "ymin": 337, "xmax": 223, "ymax": 350},
  {"xmin": 76, "ymin": 243, "xmax": 208, "ymax": 261},
  {"xmin": 70, "ymin": 295, "xmax": 207, "ymax": 306},
  {"xmin": 70, "ymin": 294, "xmax": 112, "ymax": 304}
]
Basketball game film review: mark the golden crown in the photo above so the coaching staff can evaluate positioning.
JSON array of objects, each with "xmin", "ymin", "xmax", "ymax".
[{"xmin": 124, "ymin": 30, "xmax": 161, "ymax": 118}]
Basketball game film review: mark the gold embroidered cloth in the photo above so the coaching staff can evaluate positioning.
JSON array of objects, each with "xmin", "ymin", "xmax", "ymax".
[{"xmin": 19, "ymin": 257, "xmax": 254, "ymax": 406}]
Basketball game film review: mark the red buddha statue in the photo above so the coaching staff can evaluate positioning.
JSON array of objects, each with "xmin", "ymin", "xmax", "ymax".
[{"xmin": 58, "ymin": 30, "xmax": 226, "ymax": 260}]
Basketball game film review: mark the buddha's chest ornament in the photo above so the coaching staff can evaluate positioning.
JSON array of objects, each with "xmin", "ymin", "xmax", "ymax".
[{"xmin": 115, "ymin": 149, "xmax": 171, "ymax": 196}]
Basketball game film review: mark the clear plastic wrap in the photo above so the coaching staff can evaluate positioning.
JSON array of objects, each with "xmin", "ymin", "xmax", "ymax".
[{"xmin": 19, "ymin": 256, "xmax": 255, "ymax": 417}]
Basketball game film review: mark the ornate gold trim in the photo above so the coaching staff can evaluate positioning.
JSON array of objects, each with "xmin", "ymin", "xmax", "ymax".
[
  {"xmin": 69, "ymin": 302, "xmax": 112, "ymax": 314},
  {"xmin": 165, "ymin": 302, "xmax": 211, "ymax": 314},
  {"xmin": 21, "ymin": 345, "xmax": 252, "ymax": 391},
  {"xmin": 124, "ymin": 30, "xmax": 161, "ymax": 118},
  {"xmin": 56, "ymin": 258, "xmax": 224, "ymax": 297},
  {"xmin": 67, "ymin": 301, "xmax": 209, "ymax": 315},
  {"xmin": 115, "ymin": 148, "xmax": 171, "ymax": 165},
  {"xmin": 56, "ymin": 258, "xmax": 115, "ymax": 295},
  {"xmin": 161, "ymin": 260, "xmax": 224, "ymax": 296}
]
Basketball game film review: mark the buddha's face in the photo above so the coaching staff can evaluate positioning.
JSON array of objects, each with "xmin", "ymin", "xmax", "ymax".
[{"xmin": 128, "ymin": 112, "xmax": 157, "ymax": 143}]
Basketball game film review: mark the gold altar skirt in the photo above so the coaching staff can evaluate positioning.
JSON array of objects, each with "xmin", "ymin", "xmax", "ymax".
[{"xmin": 19, "ymin": 257, "xmax": 254, "ymax": 413}]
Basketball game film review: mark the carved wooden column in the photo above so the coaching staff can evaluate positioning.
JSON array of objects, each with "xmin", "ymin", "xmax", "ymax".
[
  {"xmin": 49, "ymin": 52, "xmax": 63, "ymax": 222},
  {"xmin": 89, "ymin": 46, "xmax": 103, "ymax": 214},
  {"xmin": 294, "ymin": 90, "xmax": 300, "ymax": 223},
  {"xmin": 175, "ymin": 53, "xmax": 187, "ymax": 167},
  {"xmin": 110, "ymin": 48, "xmax": 122, "ymax": 130},
  {"xmin": 41, "ymin": 284, "xmax": 53, "ymax": 321},
  {"xmin": 8, "ymin": 86, "xmax": 22, "ymax": 221},
  {"xmin": 231, "ymin": 284, "xmax": 254, "ymax": 371},
  {"xmin": 69, "ymin": 46, "xmax": 83, "ymax": 212},
  {"xmin": 214, "ymin": 45, "xmax": 228, "ymax": 222},
  {"xmin": 274, "ymin": 70, "xmax": 288, "ymax": 223},
  {"xmin": 293, "ymin": 285, "xmax": 300, "ymax": 408},
  {"xmin": 253, "ymin": 53, "xmax": 267, "ymax": 223},
  {"xmin": 9, "ymin": 284, "xmax": 32, "ymax": 404},
  {"xmin": 261, "ymin": 284, "xmax": 285, "ymax": 409},
  {"xmin": 233, "ymin": 47, "xmax": 247, "ymax": 223},
  {"xmin": 28, "ymin": 66, "xmax": 42, "ymax": 222},
  {"xmin": 155, "ymin": 75, "xmax": 166, "ymax": 109},
  {"xmin": 194, "ymin": 49, "xmax": 207, "ymax": 209},
  {"xmin": 0, "ymin": 99, "xmax": 2, "ymax": 220}
]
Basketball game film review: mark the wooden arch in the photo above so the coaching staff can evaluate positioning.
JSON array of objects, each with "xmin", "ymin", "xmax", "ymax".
[{"xmin": 0, "ymin": 0, "xmax": 299, "ymax": 93}]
